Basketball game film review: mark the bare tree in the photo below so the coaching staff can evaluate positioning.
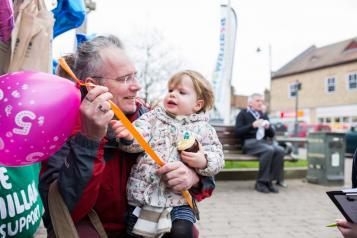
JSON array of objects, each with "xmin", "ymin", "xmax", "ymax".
[{"xmin": 128, "ymin": 29, "xmax": 184, "ymax": 104}]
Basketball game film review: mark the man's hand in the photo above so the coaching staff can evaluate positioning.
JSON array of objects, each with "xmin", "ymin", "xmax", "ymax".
[
  {"xmin": 337, "ymin": 219, "xmax": 357, "ymax": 238},
  {"xmin": 80, "ymin": 85, "xmax": 114, "ymax": 141},
  {"xmin": 262, "ymin": 120, "xmax": 270, "ymax": 129},
  {"xmin": 252, "ymin": 119, "xmax": 264, "ymax": 128},
  {"xmin": 111, "ymin": 120, "xmax": 133, "ymax": 140},
  {"xmin": 157, "ymin": 161, "xmax": 199, "ymax": 193},
  {"xmin": 180, "ymin": 143, "xmax": 207, "ymax": 169}
]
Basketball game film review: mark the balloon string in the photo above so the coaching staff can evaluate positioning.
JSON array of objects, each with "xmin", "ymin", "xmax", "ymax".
[{"xmin": 58, "ymin": 57, "xmax": 194, "ymax": 210}]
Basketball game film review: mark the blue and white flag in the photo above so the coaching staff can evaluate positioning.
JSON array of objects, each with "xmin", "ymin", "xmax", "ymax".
[{"xmin": 212, "ymin": 3, "xmax": 237, "ymax": 124}]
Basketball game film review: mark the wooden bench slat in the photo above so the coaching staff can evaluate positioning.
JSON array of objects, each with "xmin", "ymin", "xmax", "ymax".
[
  {"xmin": 219, "ymin": 137, "xmax": 241, "ymax": 145},
  {"xmin": 214, "ymin": 125, "xmax": 299, "ymax": 163},
  {"xmin": 224, "ymin": 154, "xmax": 258, "ymax": 161}
]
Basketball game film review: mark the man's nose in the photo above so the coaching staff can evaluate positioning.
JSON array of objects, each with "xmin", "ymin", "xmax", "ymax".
[{"xmin": 129, "ymin": 80, "xmax": 142, "ymax": 91}]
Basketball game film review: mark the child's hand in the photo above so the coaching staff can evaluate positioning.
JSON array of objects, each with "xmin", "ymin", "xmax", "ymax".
[
  {"xmin": 180, "ymin": 143, "xmax": 207, "ymax": 169},
  {"xmin": 111, "ymin": 120, "xmax": 133, "ymax": 140}
]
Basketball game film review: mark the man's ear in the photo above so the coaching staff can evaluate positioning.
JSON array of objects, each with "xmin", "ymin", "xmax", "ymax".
[
  {"xmin": 84, "ymin": 77, "xmax": 97, "ymax": 91},
  {"xmin": 193, "ymin": 99, "xmax": 204, "ymax": 112}
]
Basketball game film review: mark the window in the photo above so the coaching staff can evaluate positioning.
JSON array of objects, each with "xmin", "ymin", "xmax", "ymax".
[
  {"xmin": 325, "ymin": 77, "xmax": 336, "ymax": 93},
  {"xmin": 348, "ymin": 73, "xmax": 357, "ymax": 90},
  {"xmin": 289, "ymin": 83, "xmax": 298, "ymax": 97}
]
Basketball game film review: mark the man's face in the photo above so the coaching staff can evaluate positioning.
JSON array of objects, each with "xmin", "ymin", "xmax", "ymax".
[
  {"xmin": 95, "ymin": 47, "xmax": 142, "ymax": 115},
  {"xmin": 249, "ymin": 95, "xmax": 264, "ymax": 112}
]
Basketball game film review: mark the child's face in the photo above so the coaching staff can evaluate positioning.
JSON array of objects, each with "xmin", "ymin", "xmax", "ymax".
[{"xmin": 163, "ymin": 75, "xmax": 203, "ymax": 116}]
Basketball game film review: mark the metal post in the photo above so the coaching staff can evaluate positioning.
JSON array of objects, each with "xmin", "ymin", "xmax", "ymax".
[
  {"xmin": 76, "ymin": 0, "xmax": 96, "ymax": 34},
  {"xmin": 256, "ymin": 44, "xmax": 272, "ymax": 113},
  {"xmin": 224, "ymin": 0, "xmax": 233, "ymax": 125},
  {"xmin": 294, "ymin": 81, "xmax": 300, "ymax": 136},
  {"xmin": 268, "ymin": 44, "xmax": 272, "ymax": 113}
]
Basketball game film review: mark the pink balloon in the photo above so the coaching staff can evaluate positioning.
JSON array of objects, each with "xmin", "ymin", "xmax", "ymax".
[{"xmin": 0, "ymin": 71, "xmax": 81, "ymax": 166}]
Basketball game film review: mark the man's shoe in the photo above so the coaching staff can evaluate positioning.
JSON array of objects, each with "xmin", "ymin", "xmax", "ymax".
[
  {"xmin": 255, "ymin": 182, "xmax": 270, "ymax": 193},
  {"xmin": 276, "ymin": 181, "xmax": 288, "ymax": 188},
  {"xmin": 266, "ymin": 182, "xmax": 279, "ymax": 193}
]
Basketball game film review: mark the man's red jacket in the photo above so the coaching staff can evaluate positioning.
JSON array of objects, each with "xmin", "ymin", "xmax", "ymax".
[{"xmin": 39, "ymin": 102, "xmax": 215, "ymax": 233}]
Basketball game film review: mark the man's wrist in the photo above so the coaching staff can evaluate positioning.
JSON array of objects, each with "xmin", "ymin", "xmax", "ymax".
[
  {"xmin": 190, "ymin": 169, "xmax": 200, "ymax": 188},
  {"xmin": 119, "ymin": 138, "xmax": 134, "ymax": 145}
]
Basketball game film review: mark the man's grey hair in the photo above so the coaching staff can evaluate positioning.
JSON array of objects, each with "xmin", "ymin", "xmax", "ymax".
[
  {"xmin": 74, "ymin": 35, "xmax": 124, "ymax": 80},
  {"xmin": 247, "ymin": 93, "xmax": 263, "ymax": 104}
]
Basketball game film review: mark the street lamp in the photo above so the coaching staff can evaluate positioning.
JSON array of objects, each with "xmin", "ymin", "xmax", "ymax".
[
  {"xmin": 294, "ymin": 80, "xmax": 302, "ymax": 136},
  {"xmin": 256, "ymin": 44, "xmax": 272, "ymax": 112}
]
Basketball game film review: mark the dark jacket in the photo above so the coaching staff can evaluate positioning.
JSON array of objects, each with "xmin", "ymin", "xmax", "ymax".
[
  {"xmin": 39, "ymin": 102, "xmax": 215, "ymax": 234},
  {"xmin": 234, "ymin": 108, "xmax": 275, "ymax": 143}
]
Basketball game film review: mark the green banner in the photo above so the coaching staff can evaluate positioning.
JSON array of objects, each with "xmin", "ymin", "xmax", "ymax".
[{"xmin": 0, "ymin": 164, "xmax": 43, "ymax": 238}]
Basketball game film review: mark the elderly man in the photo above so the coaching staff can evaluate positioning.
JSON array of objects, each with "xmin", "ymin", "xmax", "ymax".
[
  {"xmin": 39, "ymin": 35, "xmax": 213, "ymax": 237},
  {"xmin": 235, "ymin": 93, "xmax": 285, "ymax": 193}
]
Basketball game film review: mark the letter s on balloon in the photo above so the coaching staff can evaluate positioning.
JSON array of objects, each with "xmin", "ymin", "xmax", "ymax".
[
  {"xmin": 12, "ymin": 111, "xmax": 36, "ymax": 136},
  {"xmin": 25, "ymin": 152, "xmax": 45, "ymax": 162}
]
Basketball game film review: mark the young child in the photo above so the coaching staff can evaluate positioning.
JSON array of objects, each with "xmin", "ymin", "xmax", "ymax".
[{"xmin": 112, "ymin": 70, "xmax": 224, "ymax": 238}]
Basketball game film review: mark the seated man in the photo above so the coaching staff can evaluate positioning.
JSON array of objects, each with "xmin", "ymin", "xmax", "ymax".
[{"xmin": 235, "ymin": 93, "xmax": 286, "ymax": 193}]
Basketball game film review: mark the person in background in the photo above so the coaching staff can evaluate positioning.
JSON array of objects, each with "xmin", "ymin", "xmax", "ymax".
[
  {"xmin": 234, "ymin": 93, "xmax": 285, "ymax": 193},
  {"xmin": 112, "ymin": 70, "xmax": 224, "ymax": 237},
  {"xmin": 261, "ymin": 104, "xmax": 287, "ymax": 188},
  {"xmin": 39, "ymin": 35, "xmax": 214, "ymax": 237},
  {"xmin": 336, "ymin": 149, "xmax": 357, "ymax": 238}
]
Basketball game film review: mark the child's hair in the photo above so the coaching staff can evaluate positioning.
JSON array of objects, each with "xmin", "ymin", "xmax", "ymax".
[{"xmin": 168, "ymin": 70, "xmax": 214, "ymax": 113}]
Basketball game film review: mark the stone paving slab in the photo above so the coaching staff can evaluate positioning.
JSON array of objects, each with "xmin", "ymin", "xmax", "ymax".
[
  {"xmin": 35, "ymin": 179, "xmax": 347, "ymax": 238},
  {"xmin": 34, "ymin": 158, "xmax": 353, "ymax": 237},
  {"xmin": 196, "ymin": 179, "xmax": 344, "ymax": 238}
]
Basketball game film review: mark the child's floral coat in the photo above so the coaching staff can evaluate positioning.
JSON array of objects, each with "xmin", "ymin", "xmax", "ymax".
[{"xmin": 119, "ymin": 106, "xmax": 224, "ymax": 208}]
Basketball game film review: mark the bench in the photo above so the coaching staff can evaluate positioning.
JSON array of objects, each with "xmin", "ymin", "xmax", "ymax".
[{"xmin": 213, "ymin": 125, "xmax": 297, "ymax": 162}]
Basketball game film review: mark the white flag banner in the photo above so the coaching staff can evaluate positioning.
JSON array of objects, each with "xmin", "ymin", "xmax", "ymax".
[{"xmin": 212, "ymin": 4, "xmax": 237, "ymax": 124}]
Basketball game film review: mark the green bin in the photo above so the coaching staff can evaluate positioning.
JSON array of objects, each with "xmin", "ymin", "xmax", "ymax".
[{"xmin": 306, "ymin": 132, "xmax": 345, "ymax": 185}]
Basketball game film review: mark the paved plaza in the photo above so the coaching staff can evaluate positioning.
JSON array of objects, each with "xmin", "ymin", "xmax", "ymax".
[
  {"xmin": 34, "ymin": 159, "xmax": 353, "ymax": 238},
  {"xmin": 35, "ymin": 179, "xmax": 346, "ymax": 238},
  {"xmin": 195, "ymin": 158, "xmax": 353, "ymax": 238},
  {"xmin": 196, "ymin": 179, "xmax": 345, "ymax": 238}
]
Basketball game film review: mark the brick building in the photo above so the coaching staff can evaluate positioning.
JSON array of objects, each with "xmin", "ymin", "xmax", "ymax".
[{"xmin": 270, "ymin": 37, "xmax": 357, "ymax": 131}]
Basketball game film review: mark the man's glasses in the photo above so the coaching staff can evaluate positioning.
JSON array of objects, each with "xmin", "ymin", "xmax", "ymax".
[{"xmin": 92, "ymin": 72, "xmax": 138, "ymax": 85}]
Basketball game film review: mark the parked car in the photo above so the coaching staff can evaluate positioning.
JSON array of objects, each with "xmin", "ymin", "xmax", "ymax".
[
  {"xmin": 346, "ymin": 125, "xmax": 357, "ymax": 155},
  {"xmin": 272, "ymin": 122, "xmax": 288, "ymax": 136},
  {"xmin": 289, "ymin": 122, "xmax": 331, "ymax": 138}
]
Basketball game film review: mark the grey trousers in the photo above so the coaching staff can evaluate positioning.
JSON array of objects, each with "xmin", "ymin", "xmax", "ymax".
[{"xmin": 244, "ymin": 139, "xmax": 286, "ymax": 183}]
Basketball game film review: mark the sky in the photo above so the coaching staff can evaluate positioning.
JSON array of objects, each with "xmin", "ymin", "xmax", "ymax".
[{"xmin": 52, "ymin": 0, "xmax": 357, "ymax": 96}]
